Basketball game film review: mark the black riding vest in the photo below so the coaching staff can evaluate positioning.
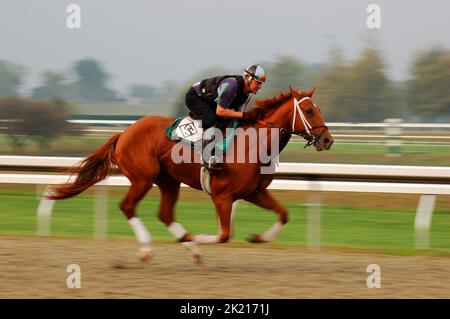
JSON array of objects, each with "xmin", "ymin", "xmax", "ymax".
[{"xmin": 198, "ymin": 75, "xmax": 249, "ymax": 111}]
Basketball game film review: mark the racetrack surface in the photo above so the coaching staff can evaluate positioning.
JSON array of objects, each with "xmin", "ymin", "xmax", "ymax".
[{"xmin": 1, "ymin": 236, "xmax": 449, "ymax": 298}]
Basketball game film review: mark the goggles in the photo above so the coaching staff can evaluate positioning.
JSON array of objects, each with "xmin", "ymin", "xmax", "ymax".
[{"xmin": 245, "ymin": 70, "xmax": 266, "ymax": 83}]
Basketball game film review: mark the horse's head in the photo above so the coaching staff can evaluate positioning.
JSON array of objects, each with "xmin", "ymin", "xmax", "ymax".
[
  {"xmin": 256, "ymin": 87, "xmax": 334, "ymax": 151},
  {"xmin": 288, "ymin": 87, "xmax": 333, "ymax": 151}
]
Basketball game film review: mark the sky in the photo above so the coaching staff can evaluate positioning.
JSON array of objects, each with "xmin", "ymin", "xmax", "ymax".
[{"xmin": 1, "ymin": 0, "xmax": 449, "ymax": 95}]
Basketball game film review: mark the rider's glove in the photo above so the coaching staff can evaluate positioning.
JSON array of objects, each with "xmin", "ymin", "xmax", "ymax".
[{"xmin": 242, "ymin": 108, "xmax": 263, "ymax": 123}]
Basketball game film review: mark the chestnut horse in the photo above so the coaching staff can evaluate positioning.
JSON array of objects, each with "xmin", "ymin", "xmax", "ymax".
[{"xmin": 48, "ymin": 87, "xmax": 333, "ymax": 262}]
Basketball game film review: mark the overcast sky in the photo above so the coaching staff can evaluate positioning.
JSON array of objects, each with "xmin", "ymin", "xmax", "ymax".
[{"xmin": 1, "ymin": 0, "xmax": 449, "ymax": 94}]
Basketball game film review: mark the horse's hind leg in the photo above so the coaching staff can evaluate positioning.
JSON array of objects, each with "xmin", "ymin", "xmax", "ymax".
[
  {"xmin": 243, "ymin": 189, "xmax": 288, "ymax": 243},
  {"xmin": 120, "ymin": 179, "xmax": 154, "ymax": 261},
  {"xmin": 156, "ymin": 176, "xmax": 202, "ymax": 263}
]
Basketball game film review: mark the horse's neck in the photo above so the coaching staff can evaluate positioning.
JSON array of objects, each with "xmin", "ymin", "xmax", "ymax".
[
  {"xmin": 262, "ymin": 98, "xmax": 293, "ymax": 151},
  {"xmin": 252, "ymin": 100, "xmax": 293, "ymax": 157},
  {"xmin": 263, "ymin": 99, "xmax": 292, "ymax": 131}
]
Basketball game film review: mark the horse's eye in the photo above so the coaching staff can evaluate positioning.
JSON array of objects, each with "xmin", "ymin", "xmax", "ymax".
[{"xmin": 306, "ymin": 109, "xmax": 314, "ymax": 116}]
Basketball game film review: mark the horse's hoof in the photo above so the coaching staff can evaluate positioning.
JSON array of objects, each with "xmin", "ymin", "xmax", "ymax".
[
  {"xmin": 137, "ymin": 250, "xmax": 153, "ymax": 262},
  {"xmin": 191, "ymin": 253, "xmax": 203, "ymax": 264},
  {"xmin": 178, "ymin": 233, "xmax": 194, "ymax": 242},
  {"xmin": 247, "ymin": 234, "xmax": 266, "ymax": 243}
]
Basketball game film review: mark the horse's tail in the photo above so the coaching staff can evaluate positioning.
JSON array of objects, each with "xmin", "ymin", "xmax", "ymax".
[{"xmin": 47, "ymin": 133, "xmax": 121, "ymax": 200}]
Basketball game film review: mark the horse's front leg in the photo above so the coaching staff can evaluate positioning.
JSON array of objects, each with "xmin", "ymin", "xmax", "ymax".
[
  {"xmin": 193, "ymin": 194, "xmax": 233, "ymax": 244},
  {"xmin": 244, "ymin": 189, "xmax": 289, "ymax": 243}
]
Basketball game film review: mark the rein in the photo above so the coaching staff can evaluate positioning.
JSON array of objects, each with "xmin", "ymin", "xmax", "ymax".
[{"xmin": 256, "ymin": 97, "xmax": 328, "ymax": 148}]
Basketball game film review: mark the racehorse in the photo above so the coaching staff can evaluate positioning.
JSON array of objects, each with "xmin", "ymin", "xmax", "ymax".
[{"xmin": 47, "ymin": 87, "xmax": 333, "ymax": 262}]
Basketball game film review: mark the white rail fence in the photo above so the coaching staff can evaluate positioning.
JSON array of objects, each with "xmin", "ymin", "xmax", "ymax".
[
  {"xmin": 3, "ymin": 119, "xmax": 450, "ymax": 154},
  {"xmin": 58, "ymin": 119, "xmax": 450, "ymax": 156},
  {"xmin": 1, "ymin": 156, "xmax": 449, "ymax": 249},
  {"xmin": 65, "ymin": 119, "xmax": 450, "ymax": 129}
]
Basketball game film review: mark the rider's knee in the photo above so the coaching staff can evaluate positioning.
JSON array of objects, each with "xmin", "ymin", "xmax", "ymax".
[{"xmin": 203, "ymin": 115, "xmax": 218, "ymax": 129}]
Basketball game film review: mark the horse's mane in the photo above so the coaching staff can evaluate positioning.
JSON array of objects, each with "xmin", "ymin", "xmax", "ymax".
[
  {"xmin": 255, "ymin": 91, "xmax": 293, "ymax": 111},
  {"xmin": 255, "ymin": 88, "xmax": 314, "ymax": 115}
]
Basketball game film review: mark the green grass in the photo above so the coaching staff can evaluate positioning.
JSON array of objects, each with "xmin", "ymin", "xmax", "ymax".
[
  {"xmin": 284, "ymin": 140, "xmax": 450, "ymax": 155},
  {"xmin": 281, "ymin": 141, "xmax": 450, "ymax": 166},
  {"xmin": 1, "ymin": 191, "xmax": 449, "ymax": 255}
]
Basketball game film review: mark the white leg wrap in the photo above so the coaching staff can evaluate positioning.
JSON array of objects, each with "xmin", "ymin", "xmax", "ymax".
[
  {"xmin": 194, "ymin": 234, "xmax": 220, "ymax": 244},
  {"xmin": 260, "ymin": 221, "xmax": 284, "ymax": 242},
  {"xmin": 168, "ymin": 222, "xmax": 187, "ymax": 240},
  {"xmin": 128, "ymin": 217, "xmax": 152, "ymax": 245},
  {"xmin": 139, "ymin": 245, "xmax": 153, "ymax": 253}
]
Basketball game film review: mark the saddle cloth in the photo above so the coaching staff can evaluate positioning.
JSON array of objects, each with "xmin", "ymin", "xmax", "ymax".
[
  {"xmin": 165, "ymin": 116, "xmax": 240, "ymax": 153},
  {"xmin": 162, "ymin": 117, "xmax": 202, "ymax": 145}
]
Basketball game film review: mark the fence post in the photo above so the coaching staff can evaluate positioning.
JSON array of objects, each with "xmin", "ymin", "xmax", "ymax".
[
  {"xmin": 384, "ymin": 118, "xmax": 403, "ymax": 157},
  {"xmin": 94, "ymin": 186, "xmax": 108, "ymax": 239},
  {"xmin": 37, "ymin": 187, "xmax": 54, "ymax": 236},
  {"xmin": 307, "ymin": 181, "xmax": 322, "ymax": 250},
  {"xmin": 414, "ymin": 194, "xmax": 436, "ymax": 249}
]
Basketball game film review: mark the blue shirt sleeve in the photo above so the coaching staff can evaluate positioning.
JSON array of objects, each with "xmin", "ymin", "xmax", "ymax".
[{"xmin": 215, "ymin": 78, "xmax": 238, "ymax": 108}]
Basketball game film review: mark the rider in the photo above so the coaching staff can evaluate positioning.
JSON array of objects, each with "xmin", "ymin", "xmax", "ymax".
[{"xmin": 185, "ymin": 64, "xmax": 267, "ymax": 171}]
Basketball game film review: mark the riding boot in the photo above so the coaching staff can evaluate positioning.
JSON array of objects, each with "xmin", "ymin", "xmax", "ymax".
[{"xmin": 201, "ymin": 130, "xmax": 223, "ymax": 174}]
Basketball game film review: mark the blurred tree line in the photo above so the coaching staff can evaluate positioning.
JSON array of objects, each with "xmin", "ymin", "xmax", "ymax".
[
  {"xmin": 312, "ymin": 48, "xmax": 398, "ymax": 122},
  {"xmin": 1, "ymin": 47, "xmax": 450, "ymax": 124},
  {"xmin": 0, "ymin": 58, "xmax": 175, "ymax": 104},
  {"xmin": 0, "ymin": 58, "xmax": 178, "ymax": 149},
  {"xmin": 32, "ymin": 59, "xmax": 121, "ymax": 102},
  {"xmin": 175, "ymin": 48, "xmax": 450, "ymax": 122},
  {"xmin": 0, "ymin": 98, "xmax": 79, "ymax": 150},
  {"xmin": 274, "ymin": 47, "xmax": 450, "ymax": 122}
]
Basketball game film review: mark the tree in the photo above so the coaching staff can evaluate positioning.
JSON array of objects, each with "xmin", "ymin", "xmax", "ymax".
[
  {"xmin": 66, "ymin": 58, "xmax": 120, "ymax": 102},
  {"xmin": 0, "ymin": 98, "xmax": 77, "ymax": 150},
  {"xmin": 263, "ymin": 56, "xmax": 305, "ymax": 98},
  {"xmin": 32, "ymin": 71, "xmax": 67, "ymax": 100},
  {"xmin": 344, "ymin": 48, "xmax": 396, "ymax": 121},
  {"xmin": 0, "ymin": 60, "xmax": 24, "ymax": 98},
  {"xmin": 313, "ymin": 48, "xmax": 348, "ymax": 120},
  {"xmin": 408, "ymin": 48, "xmax": 450, "ymax": 120},
  {"xmin": 314, "ymin": 48, "xmax": 396, "ymax": 122},
  {"xmin": 75, "ymin": 59, "xmax": 108, "ymax": 87}
]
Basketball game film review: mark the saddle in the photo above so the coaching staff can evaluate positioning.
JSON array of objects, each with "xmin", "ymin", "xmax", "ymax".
[
  {"xmin": 165, "ymin": 115, "xmax": 240, "ymax": 194},
  {"xmin": 164, "ymin": 114, "xmax": 240, "ymax": 153}
]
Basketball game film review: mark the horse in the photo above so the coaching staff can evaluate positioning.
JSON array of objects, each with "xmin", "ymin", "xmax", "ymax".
[{"xmin": 47, "ymin": 87, "xmax": 333, "ymax": 262}]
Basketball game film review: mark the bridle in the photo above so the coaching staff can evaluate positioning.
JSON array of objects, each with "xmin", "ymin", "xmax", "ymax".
[{"xmin": 256, "ymin": 96, "xmax": 328, "ymax": 148}]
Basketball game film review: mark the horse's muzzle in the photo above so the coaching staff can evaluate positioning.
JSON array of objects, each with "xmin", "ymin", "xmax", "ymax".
[{"xmin": 315, "ymin": 130, "xmax": 334, "ymax": 151}]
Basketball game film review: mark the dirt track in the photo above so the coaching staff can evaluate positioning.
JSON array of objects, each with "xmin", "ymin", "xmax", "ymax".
[{"xmin": 0, "ymin": 236, "xmax": 449, "ymax": 298}]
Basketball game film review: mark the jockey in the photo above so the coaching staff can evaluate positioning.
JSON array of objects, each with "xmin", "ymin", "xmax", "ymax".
[{"xmin": 185, "ymin": 64, "xmax": 267, "ymax": 171}]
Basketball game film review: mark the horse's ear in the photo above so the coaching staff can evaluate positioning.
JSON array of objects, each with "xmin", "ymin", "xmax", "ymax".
[
  {"xmin": 289, "ymin": 86, "xmax": 298, "ymax": 98},
  {"xmin": 305, "ymin": 86, "xmax": 316, "ymax": 97}
]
